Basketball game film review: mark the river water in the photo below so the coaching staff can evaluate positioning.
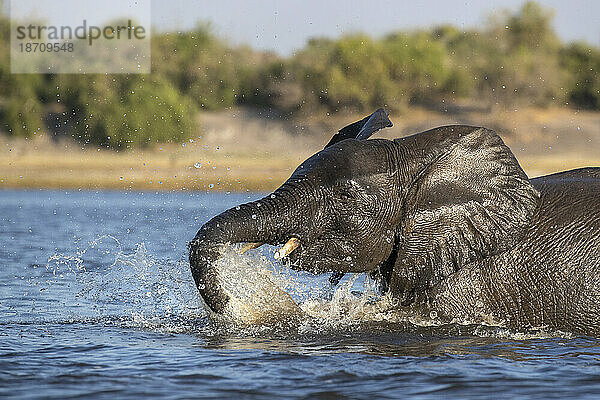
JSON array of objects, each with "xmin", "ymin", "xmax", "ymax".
[{"xmin": 2, "ymin": 190, "xmax": 600, "ymax": 399}]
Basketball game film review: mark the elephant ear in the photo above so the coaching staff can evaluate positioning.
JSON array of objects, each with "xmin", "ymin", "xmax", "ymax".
[
  {"xmin": 391, "ymin": 126, "xmax": 540, "ymax": 298},
  {"xmin": 325, "ymin": 108, "xmax": 393, "ymax": 148}
]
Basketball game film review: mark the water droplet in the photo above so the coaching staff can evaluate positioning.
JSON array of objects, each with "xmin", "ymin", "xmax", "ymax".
[
  {"xmin": 345, "ymin": 256, "xmax": 352, "ymax": 262},
  {"xmin": 429, "ymin": 310, "xmax": 438, "ymax": 319},
  {"xmin": 251, "ymin": 214, "xmax": 257, "ymax": 219}
]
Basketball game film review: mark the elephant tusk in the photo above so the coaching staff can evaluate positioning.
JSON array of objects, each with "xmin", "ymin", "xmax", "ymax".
[
  {"xmin": 238, "ymin": 242, "xmax": 264, "ymax": 255},
  {"xmin": 274, "ymin": 237, "xmax": 300, "ymax": 259}
]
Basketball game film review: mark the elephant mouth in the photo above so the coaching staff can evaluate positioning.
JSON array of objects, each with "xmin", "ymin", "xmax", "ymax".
[
  {"xmin": 277, "ymin": 236, "xmax": 374, "ymax": 275},
  {"xmin": 238, "ymin": 237, "xmax": 302, "ymax": 259},
  {"xmin": 237, "ymin": 225, "xmax": 385, "ymax": 276},
  {"xmin": 239, "ymin": 235, "xmax": 339, "ymax": 273}
]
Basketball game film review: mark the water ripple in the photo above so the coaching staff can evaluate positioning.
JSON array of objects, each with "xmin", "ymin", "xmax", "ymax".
[{"xmin": 2, "ymin": 190, "xmax": 600, "ymax": 399}]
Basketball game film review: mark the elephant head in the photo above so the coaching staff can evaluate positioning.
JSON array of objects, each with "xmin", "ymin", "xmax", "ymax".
[{"xmin": 189, "ymin": 109, "xmax": 540, "ymax": 314}]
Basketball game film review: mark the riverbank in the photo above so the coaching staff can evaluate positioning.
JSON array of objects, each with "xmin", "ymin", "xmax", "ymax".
[{"xmin": 1, "ymin": 106, "xmax": 598, "ymax": 192}]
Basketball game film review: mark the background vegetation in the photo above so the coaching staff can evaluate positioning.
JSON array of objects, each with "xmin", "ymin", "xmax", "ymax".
[{"xmin": 0, "ymin": 1, "xmax": 598, "ymax": 149}]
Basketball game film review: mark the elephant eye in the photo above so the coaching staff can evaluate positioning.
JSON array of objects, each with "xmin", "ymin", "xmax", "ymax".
[
  {"xmin": 336, "ymin": 181, "xmax": 361, "ymax": 201},
  {"xmin": 335, "ymin": 187, "xmax": 350, "ymax": 199},
  {"xmin": 339, "ymin": 190, "xmax": 354, "ymax": 201}
]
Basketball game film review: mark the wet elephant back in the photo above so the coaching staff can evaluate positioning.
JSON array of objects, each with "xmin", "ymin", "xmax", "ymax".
[{"xmin": 487, "ymin": 167, "xmax": 600, "ymax": 334}]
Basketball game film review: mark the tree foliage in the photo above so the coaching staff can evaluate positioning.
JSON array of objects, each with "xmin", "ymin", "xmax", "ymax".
[{"xmin": 0, "ymin": 1, "xmax": 598, "ymax": 148}]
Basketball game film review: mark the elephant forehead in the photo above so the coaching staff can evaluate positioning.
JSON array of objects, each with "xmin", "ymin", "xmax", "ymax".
[{"xmin": 291, "ymin": 140, "xmax": 390, "ymax": 184}]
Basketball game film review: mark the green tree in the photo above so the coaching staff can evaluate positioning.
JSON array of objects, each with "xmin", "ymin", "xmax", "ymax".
[
  {"xmin": 56, "ymin": 74, "xmax": 197, "ymax": 148},
  {"xmin": 152, "ymin": 24, "xmax": 259, "ymax": 110},
  {"xmin": 561, "ymin": 43, "xmax": 600, "ymax": 109},
  {"xmin": 0, "ymin": 10, "xmax": 45, "ymax": 136}
]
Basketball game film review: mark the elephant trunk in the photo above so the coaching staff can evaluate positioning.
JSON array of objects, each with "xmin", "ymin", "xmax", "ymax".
[{"xmin": 189, "ymin": 186, "xmax": 308, "ymax": 313}]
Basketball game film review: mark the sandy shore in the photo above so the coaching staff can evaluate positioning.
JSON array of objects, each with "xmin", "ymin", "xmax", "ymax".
[{"xmin": 1, "ymin": 106, "xmax": 599, "ymax": 192}]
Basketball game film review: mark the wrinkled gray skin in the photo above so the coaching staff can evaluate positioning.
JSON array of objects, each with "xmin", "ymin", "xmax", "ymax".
[{"xmin": 189, "ymin": 109, "xmax": 600, "ymax": 336}]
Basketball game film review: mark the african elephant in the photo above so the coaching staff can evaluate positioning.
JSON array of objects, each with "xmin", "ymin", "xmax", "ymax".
[{"xmin": 189, "ymin": 109, "xmax": 600, "ymax": 336}]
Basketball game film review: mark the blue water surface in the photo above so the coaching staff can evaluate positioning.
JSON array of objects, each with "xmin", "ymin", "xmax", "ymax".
[{"xmin": 1, "ymin": 190, "xmax": 600, "ymax": 399}]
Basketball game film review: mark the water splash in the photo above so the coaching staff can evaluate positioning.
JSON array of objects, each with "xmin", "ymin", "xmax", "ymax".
[
  {"xmin": 42, "ymin": 235, "xmax": 204, "ymax": 332},
  {"xmin": 39, "ymin": 239, "xmax": 576, "ymax": 340},
  {"xmin": 209, "ymin": 246, "xmax": 303, "ymax": 325},
  {"xmin": 203, "ymin": 245, "xmax": 447, "ymax": 331},
  {"xmin": 199, "ymin": 246, "xmax": 578, "ymax": 340}
]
